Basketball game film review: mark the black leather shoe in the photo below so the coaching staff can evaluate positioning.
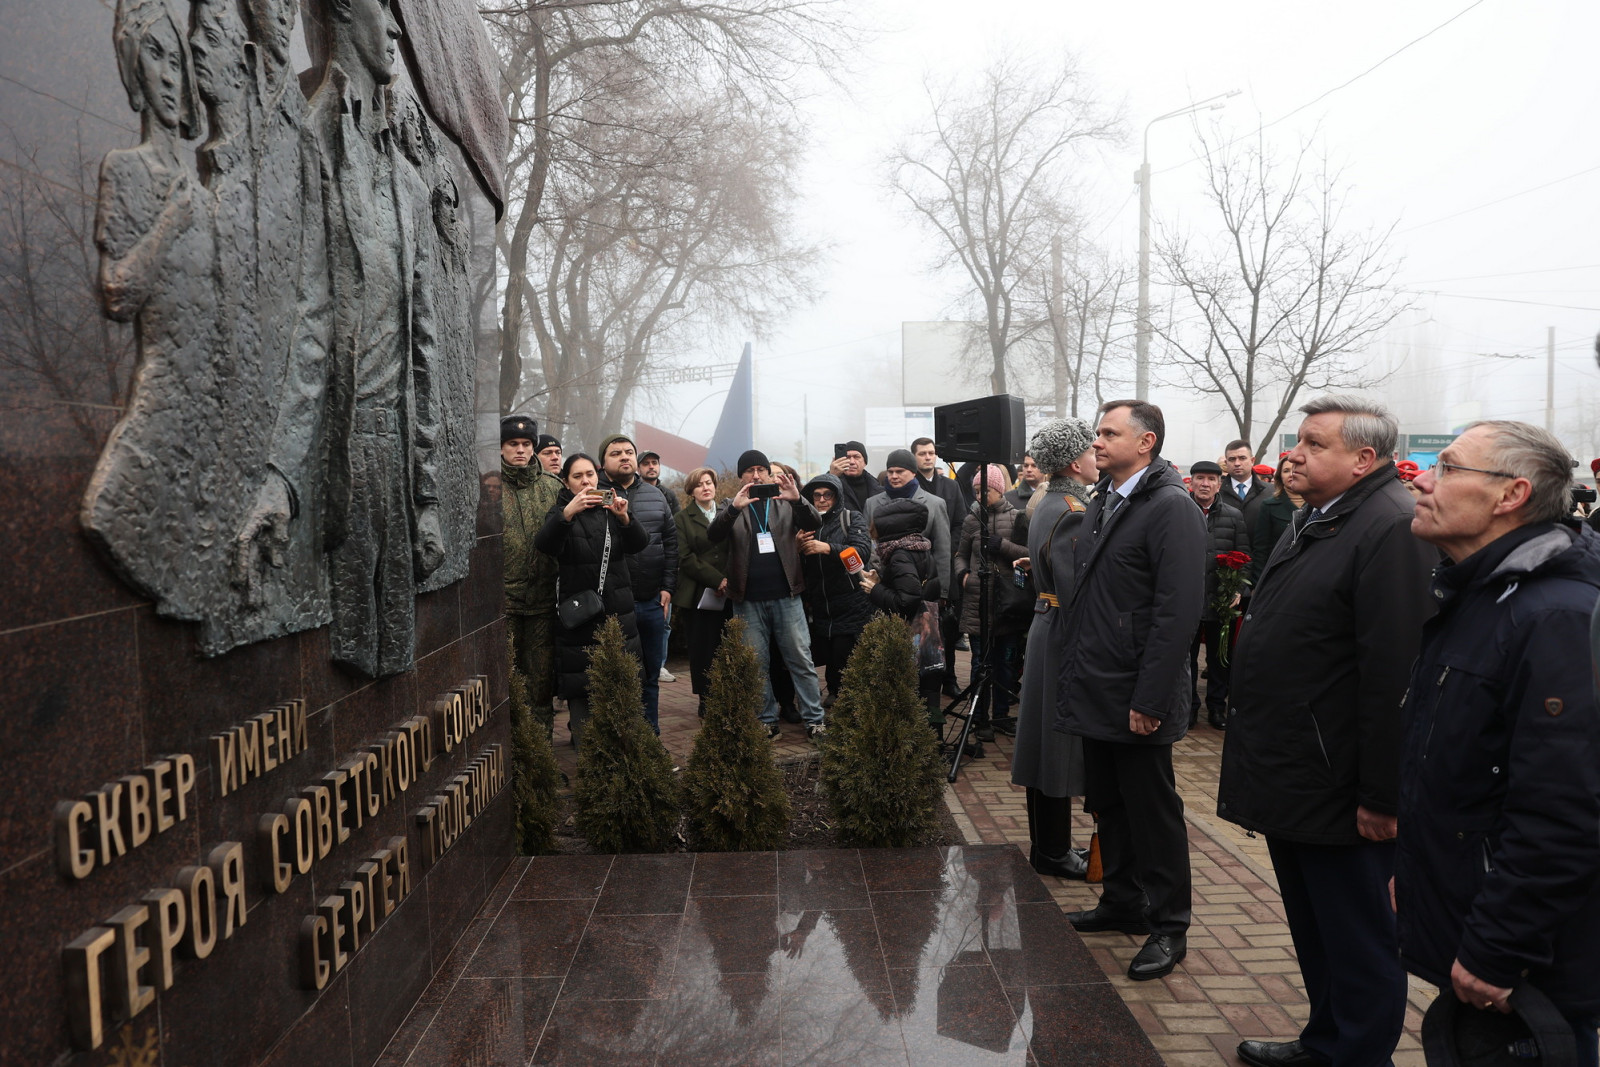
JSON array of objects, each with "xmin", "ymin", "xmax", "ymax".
[
  {"xmin": 1065, "ymin": 906, "xmax": 1149, "ymax": 935},
  {"xmin": 942, "ymin": 679, "xmax": 963, "ymax": 700},
  {"xmin": 1032, "ymin": 847, "xmax": 1088, "ymax": 880},
  {"xmin": 975, "ymin": 721, "xmax": 996, "ymax": 742},
  {"xmin": 1236, "ymin": 1039, "xmax": 1329, "ymax": 1067},
  {"xmin": 779, "ymin": 704, "xmax": 802, "ymax": 724},
  {"xmin": 1207, "ymin": 710, "xmax": 1227, "ymax": 730},
  {"xmin": 991, "ymin": 716, "xmax": 1017, "ymax": 736},
  {"xmin": 1127, "ymin": 933, "xmax": 1186, "ymax": 980}
]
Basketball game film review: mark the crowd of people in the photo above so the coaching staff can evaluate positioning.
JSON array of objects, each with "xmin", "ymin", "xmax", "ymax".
[{"xmin": 498, "ymin": 395, "xmax": 1599, "ymax": 1067}]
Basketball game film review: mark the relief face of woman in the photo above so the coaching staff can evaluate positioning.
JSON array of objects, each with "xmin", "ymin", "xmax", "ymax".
[{"xmin": 138, "ymin": 17, "xmax": 187, "ymax": 131}]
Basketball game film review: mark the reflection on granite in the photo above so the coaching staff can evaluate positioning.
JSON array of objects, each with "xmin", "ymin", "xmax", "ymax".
[{"xmin": 384, "ymin": 845, "xmax": 1162, "ymax": 1066}]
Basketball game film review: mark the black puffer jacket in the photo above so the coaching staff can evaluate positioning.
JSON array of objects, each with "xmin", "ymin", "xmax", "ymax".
[
  {"xmin": 1198, "ymin": 499, "xmax": 1251, "ymax": 622},
  {"xmin": 800, "ymin": 474, "xmax": 873, "ymax": 636},
  {"xmin": 1395, "ymin": 521, "xmax": 1600, "ymax": 1014},
  {"xmin": 533, "ymin": 490, "xmax": 650, "ymax": 700},
  {"xmin": 1053, "ymin": 459, "xmax": 1206, "ymax": 745},
  {"xmin": 954, "ymin": 498, "xmax": 1028, "ymax": 635},
  {"xmin": 867, "ymin": 498, "xmax": 940, "ymax": 618},
  {"xmin": 599, "ymin": 473, "xmax": 677, "ymax": 600},
  {"xmin": 1218, "ymin": 463, "xmax": 1438, "ymax": 844}
]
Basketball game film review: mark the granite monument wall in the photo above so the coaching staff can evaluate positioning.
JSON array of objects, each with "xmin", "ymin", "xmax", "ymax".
[{"xmin": 0, "ymin": 0, "xmax": 514, "ymax": 1062}]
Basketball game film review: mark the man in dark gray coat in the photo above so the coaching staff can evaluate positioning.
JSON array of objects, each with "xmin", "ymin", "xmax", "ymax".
[
  {"xmin": 910, "ymin": 436, "xmax": 968, "ymax": 699},
  {"xmin": 864, "ymin": 449, "xmax": 951, "ymax": 596},
  {"xmin": 1054, "ymin": 400, "xmax": 1206, "ymax": 982},
  {"xmin": 1220, "ymin": 395, "xmax": 1437, "ymax": 1067}
]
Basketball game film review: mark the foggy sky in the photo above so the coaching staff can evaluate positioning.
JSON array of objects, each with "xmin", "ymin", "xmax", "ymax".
[{"xmin": 632, "ymin": 0, "xmax": 1600, "ymax": 472}]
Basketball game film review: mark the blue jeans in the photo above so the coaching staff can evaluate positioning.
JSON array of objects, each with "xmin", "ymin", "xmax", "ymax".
[
  {"xmin": 736, "ymin": 596, "xmax": 824, "ymax": 725},
  {"xmin": 634, "ymin": 598, "xmax": 667, "ymax": 732}
]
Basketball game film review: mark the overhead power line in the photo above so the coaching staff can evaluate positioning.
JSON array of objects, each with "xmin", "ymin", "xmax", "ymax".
[
  {"xmin": 1403, "ymin": 263, "xmax": 1600, "ymax": 284},
  {"xmin": 1395, "ymin": 163, "xmax": 1600, "ymax": 234},
  {"xmin": 1265, "ymin": 0, "xmax": 1491, "ymax": 132},
  {"xmin": 1154, "ymin": 0, "xmax": 1491, "ymax": 177},
  {"xmin": 1419, "ymin": 291, "xmax": 1600, "ymax": 312}
]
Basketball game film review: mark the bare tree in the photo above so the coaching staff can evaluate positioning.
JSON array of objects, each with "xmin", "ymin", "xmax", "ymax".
[
  {"xmin": 0, "ymin": 128, "xmax": 135, "ymax": 443},
  {"xmin": 520, "ymin": 71, "xmax": 818, "ymax": 446},
  {"xmin": 480, "ymin": 0, "xmax": 850, "ymax": 422},
  {"xmin": 1155, "ymin": 127, "xmax": 1410, "ymax": 457},
  {"xmin": 887, "ymin": 54, "xmax": 1120, "ymax": 395},
  {"xmin": 1032, "ymin": 243, "xmax": 1134, "ymax": 417}
]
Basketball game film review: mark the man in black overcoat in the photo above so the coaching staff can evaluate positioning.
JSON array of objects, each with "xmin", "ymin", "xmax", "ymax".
[
  {"xmin": 1054, "ymin": 400, "xmax": 1206, "ymax": 982},
  {"xmin": 1220, "ymin": 395, "xmax": 1437, "ymax": 1067}
]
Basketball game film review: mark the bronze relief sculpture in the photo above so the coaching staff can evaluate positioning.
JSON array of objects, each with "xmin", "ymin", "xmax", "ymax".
[{"xmin": 83, "ymin": 0, "xmax": 506, "ymax": 677}]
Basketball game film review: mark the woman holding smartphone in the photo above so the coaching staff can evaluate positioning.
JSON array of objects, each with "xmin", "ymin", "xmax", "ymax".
[
  {"xmin": 673, "ymin": 466, "xmax": 731, "ymax": 716},
  {"xmin": 535, "ymin": 452, "xmax": 649, "ymax": 748}
]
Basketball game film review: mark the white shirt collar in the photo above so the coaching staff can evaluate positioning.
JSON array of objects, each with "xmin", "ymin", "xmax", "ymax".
[{"xmin": 1112, "ymin": 463, "xmax": 1152, "ymax": 498}]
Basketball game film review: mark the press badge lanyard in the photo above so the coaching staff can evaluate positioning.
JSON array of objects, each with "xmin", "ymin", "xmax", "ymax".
[{"xmin": 752, "ymin": 500, "xmax": 775, "ymax": 554}]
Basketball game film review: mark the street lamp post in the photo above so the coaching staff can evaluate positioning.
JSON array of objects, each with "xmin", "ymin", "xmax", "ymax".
[{"xmin": 1135, "ymin": 90, "xmax": 1239, "ymax": 401}]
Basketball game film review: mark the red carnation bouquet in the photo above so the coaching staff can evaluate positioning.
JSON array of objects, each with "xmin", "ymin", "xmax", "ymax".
[{"xmin": 1212, "ymin": 551, "xmax": 1252, "ymax": 665}]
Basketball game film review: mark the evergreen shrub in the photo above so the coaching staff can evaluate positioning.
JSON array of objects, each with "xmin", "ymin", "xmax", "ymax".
[
  {"xmin": 573, "ymin": 616, "xmax": 679, "ymax": 852},
  {"xmin": 682, "ymin": 617, "xmax": 789, "ymax": 850},
  {"xmin": 508, "ymin": 633, "xmax": 562, "ymax": 854},
  {"xmin": 819, "ymin": 613, "xmax": 944, "ymax": 847}
]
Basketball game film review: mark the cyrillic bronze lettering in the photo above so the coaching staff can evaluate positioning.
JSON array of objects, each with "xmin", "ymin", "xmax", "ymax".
[
  {"xmin": 300, "ymin": 914, "xmax": 329, "ymax": 990},
  {"xmin": 64, "ymin": 926, "xmax": 116, "ymax": 1050},
  {"xmin": 140, "ymin": 887, "xmax": 185, "ymax": 990},
  {"xmin": 176, "ymin": 864, "xmax": 217, "ymax": 959},
  {"xmin": 149, "ymin": 758, "xmax": 175, "ymax": 833},
  {"xmin": 106, "ymin": 904, "xmax": 154, "ymax": 1020},
  {"xmin": 55, "ymin": 799, "xmax": 95, "ymax": 879},
  {"xmin": 213, "ymin": 730, "xmax": 239, "ymax": 796},
  {"xmin": 208, "ymin": 842, "xmax": 246, "ymax": 937}
]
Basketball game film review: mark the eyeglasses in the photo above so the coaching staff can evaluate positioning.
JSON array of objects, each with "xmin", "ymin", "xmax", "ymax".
[{"xmin": 1430, "ymin": 461, "xmax": 1519, "ymax": 480}]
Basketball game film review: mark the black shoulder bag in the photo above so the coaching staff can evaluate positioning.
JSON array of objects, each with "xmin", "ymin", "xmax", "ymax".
[{"xmin": 556, "ymin": 519, "xmax": 612, "ymax": 630}]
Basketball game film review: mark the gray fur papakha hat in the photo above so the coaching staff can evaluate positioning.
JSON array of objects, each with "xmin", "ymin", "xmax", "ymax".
[{"xmin": 1029, "ymin": 418, "xmax": 1095, "ymax": 474}]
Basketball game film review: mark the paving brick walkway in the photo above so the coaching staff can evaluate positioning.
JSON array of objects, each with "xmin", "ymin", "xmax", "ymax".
[
  {"xmin": 941, "ymin": 685, "xmax": 1437, "ymax": 1067},
  {"xmin": 546, "ymin": 649, "xmax": 1436, "ymax": 1067}
]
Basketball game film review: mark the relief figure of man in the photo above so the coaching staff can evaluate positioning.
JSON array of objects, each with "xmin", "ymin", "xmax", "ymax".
[{"xmin": 235, "ymin": 0, "xmax": 444, "ymax": 677}]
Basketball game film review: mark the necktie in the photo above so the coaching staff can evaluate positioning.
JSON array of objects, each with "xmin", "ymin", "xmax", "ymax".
[{"xmin": 1237, "ymin": 483, "xmax": 1248, "ymax": 500}]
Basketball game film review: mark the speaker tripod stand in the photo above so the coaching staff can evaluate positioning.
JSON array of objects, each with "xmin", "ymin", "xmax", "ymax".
[{"xmin": 941, "ymin": 470, "xmax": 1013, "ymax": 783}]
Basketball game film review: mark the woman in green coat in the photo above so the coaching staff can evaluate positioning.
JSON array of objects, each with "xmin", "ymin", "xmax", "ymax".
[
  {"xmin": 674, "ymin": 467, "xmax": 732, "ymax": 715},
  {"xmin": 1250, "ymin": 457, "xmax": 1304, "ymax": 582}
]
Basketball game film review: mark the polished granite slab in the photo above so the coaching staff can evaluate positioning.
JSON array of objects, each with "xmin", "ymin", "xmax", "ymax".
[{"xmin": 379, "ymin": 845, "xmax": 1163, "ymax": 1067}]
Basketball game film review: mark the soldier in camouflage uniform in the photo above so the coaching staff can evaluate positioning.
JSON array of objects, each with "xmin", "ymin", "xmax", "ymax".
[{"xmin": 501, "ymin": 415, "xmax": 564, "ymax": 736}]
